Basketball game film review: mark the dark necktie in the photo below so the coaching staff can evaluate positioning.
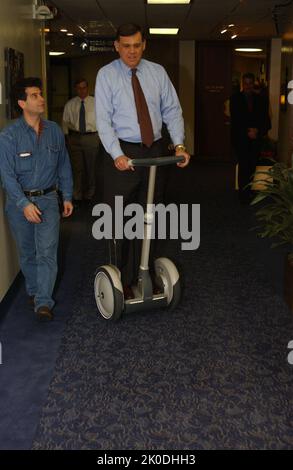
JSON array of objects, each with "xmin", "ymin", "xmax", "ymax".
[
  {"xmin": 79, "ymin": 100, "xmax": 86, "ymax": 133},
  {"xmin": 131, "ymin": 68, "xmax": 154, "ymax": 147}
]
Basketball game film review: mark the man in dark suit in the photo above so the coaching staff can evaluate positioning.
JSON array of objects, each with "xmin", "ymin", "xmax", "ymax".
[{"xmin": 230, "ymin": 73, "xmax": 271, "ymax": 203}]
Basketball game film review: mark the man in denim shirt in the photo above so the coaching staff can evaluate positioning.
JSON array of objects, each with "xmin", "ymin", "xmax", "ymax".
[{"xmin": 0, "ymin": 77, "xmax": 73, "ymax": 321}]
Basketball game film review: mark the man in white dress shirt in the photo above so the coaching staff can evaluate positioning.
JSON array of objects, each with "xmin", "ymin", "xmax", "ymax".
[{"xmin": 63, "ymin": 78, "xmax": 99, "ymax": 203}]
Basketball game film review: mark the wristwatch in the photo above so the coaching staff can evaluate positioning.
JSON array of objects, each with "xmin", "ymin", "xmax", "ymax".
[{"xmin": 175, "ymin": 144, "xmax": 186, "ymax": 152}]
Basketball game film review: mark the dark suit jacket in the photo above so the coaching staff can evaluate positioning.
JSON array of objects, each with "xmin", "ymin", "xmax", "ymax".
[{"xmin": 229, "ymin": 91, "xmax": 271, "ymax": 151}]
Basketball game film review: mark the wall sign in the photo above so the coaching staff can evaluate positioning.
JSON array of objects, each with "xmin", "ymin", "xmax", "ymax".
[{"xmin": 88, "ymin": 39, "xmax": 115, "ymax": 53}]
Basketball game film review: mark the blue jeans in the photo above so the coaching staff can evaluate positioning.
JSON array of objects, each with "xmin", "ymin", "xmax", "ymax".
[{"xmin": 6, "ymin": 192, "xmax": 60, "ymax": 310}]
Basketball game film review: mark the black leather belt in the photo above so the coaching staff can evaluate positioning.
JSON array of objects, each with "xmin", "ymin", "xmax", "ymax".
[
  {"xmin": 24, "ymin": 185, "xmax": 57, "ymax": 197},
  {"xmin": 119, "ymin": 138, "xmax": 162, "ymax": 148},
  {"xmin": 69, "ymin": 130, "xmax": 97, "ymax": 135}
]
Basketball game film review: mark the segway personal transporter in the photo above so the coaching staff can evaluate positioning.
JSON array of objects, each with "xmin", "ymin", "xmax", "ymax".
[{"xmin": 94, "ymin": 155, "xmax": 184, "ymax": 321}]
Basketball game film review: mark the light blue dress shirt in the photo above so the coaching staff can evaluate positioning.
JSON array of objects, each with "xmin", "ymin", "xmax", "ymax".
[
  {"xmin": 0, "ymin": 117, "xmax": 73, "ymax": 210},
  {"xmin": 95, "ymin": 58, "xmax": 185, "ymax": 159}
]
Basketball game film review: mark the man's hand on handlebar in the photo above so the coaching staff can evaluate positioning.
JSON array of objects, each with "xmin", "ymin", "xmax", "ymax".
[
  {"xmin": 175, "ymin": 149, "xmax": 191, "ymax": 168},
  {"xmin": 114, "ymin": 155, "xmax": 135, "ymax": 171}
]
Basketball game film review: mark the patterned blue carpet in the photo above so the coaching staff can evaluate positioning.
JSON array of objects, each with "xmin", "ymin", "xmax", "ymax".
[{"xmin": 30, "ymin": 163, "xmax": 293, "ymax": 450}]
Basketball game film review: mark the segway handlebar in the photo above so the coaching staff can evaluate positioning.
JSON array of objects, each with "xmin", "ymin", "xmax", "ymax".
[{"xmin": 128, "ymin": 155, "xmax": 185, "ymax": 167}]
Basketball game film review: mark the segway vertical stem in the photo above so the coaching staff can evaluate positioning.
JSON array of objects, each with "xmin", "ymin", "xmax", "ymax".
[
  {"xmin": 94, "ymin": 155, "xmax": 185, "ymax": 320},
  {"xmin": 137, "ymin": 165, "xmax": 157, "ymax": 299}
]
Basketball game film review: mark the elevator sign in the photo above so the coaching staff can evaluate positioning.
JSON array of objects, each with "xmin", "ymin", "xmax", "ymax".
[{"xmin": 89, "ymin": 39, "xmax": 114, "ymax": 52}]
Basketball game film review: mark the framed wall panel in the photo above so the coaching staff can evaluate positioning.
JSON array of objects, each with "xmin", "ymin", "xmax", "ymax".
[{"xmin": 4, "ymin": 47, "xmax": 24, "ymax": 119}]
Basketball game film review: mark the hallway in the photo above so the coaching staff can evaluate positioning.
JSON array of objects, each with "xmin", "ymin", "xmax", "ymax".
[{"xmin": 0, "ymin": 162, "xmax": 292, "ymax": 450}]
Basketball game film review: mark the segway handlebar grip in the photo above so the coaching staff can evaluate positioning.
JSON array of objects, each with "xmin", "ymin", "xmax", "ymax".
[{"xmin": 128, "ymin": 155, "xmax": 185, "ymax": 168}]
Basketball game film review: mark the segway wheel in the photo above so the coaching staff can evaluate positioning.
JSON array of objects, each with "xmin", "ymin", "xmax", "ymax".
[
  {"xmin": 94, "ymin": 265, "xmax": 124, "ymax": 320},
  {"xmin": 154, "ymin": 257, "xmax": 181, "ymax": 310}
]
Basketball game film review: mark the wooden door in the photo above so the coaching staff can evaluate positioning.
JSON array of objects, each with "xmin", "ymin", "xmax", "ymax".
[{"xmin": 196, "ymin": 43, "xmax": 232, "ymax": 160}]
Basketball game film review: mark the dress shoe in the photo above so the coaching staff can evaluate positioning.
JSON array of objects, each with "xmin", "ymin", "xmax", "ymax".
[
  {"xmin": 152, "ymin": 276, "xmax": 164, "ymax": 295},
  {"xmin": 36, "ymin": 305, "xmax": 53, "ymax": 322},
  {"xmin": 123, "ymin": 285, "xmax": 135, "ymax": 300}
]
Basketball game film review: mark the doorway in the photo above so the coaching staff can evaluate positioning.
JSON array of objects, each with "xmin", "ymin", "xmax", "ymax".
[{"xmin": 195, "ymin": 41, "xmax": 269, "ymax": 161}]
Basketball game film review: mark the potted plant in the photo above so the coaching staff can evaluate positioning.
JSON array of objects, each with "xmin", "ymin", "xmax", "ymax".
[{"xmin": 251, "ymin": 161, "xmax": 293, "ymax": 311}]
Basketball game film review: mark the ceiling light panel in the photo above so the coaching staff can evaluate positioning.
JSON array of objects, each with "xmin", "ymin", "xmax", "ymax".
[
  {"xmin": 235, "ymin": 48, "xmax": 263, "ymax": 52},
  {"xmin": 149, "ymin": 28, "xmax": 179, "ymax": 34},
  {"xmin": 147, "ymin": 1, "xmax": 190, "ymax": 3}
]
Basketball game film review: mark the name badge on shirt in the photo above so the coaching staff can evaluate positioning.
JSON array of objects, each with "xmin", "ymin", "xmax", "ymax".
[{"xmin": 17, "ymin": 151, "xmax": 32, "ymax": 158}]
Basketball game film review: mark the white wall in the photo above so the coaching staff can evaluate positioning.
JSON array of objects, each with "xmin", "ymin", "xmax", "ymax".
[{"xmin": 0, "ymin": 0, "xmax": 42, "ymax": 301}]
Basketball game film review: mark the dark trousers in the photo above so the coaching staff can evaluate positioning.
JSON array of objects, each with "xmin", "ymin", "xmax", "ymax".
[
  {"xmin": 67, "ymin": 133, "xmax": 99, "ymax": 200},
  {"xmin": 102, "ymin": 139, "xmax": 166, "ymax": 285},
  {"xmin": 236, "ymin": 138, "xmax": 261, "ymax": 200}
]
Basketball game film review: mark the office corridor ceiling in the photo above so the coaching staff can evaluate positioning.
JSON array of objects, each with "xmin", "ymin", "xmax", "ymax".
[
  {"xmin": 47, "ymin": 0, "xmax": 293, "ymax": 38},
  {"xmin": 45, "ymin": 0, "xmax": 293, "ymax": 55}
]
